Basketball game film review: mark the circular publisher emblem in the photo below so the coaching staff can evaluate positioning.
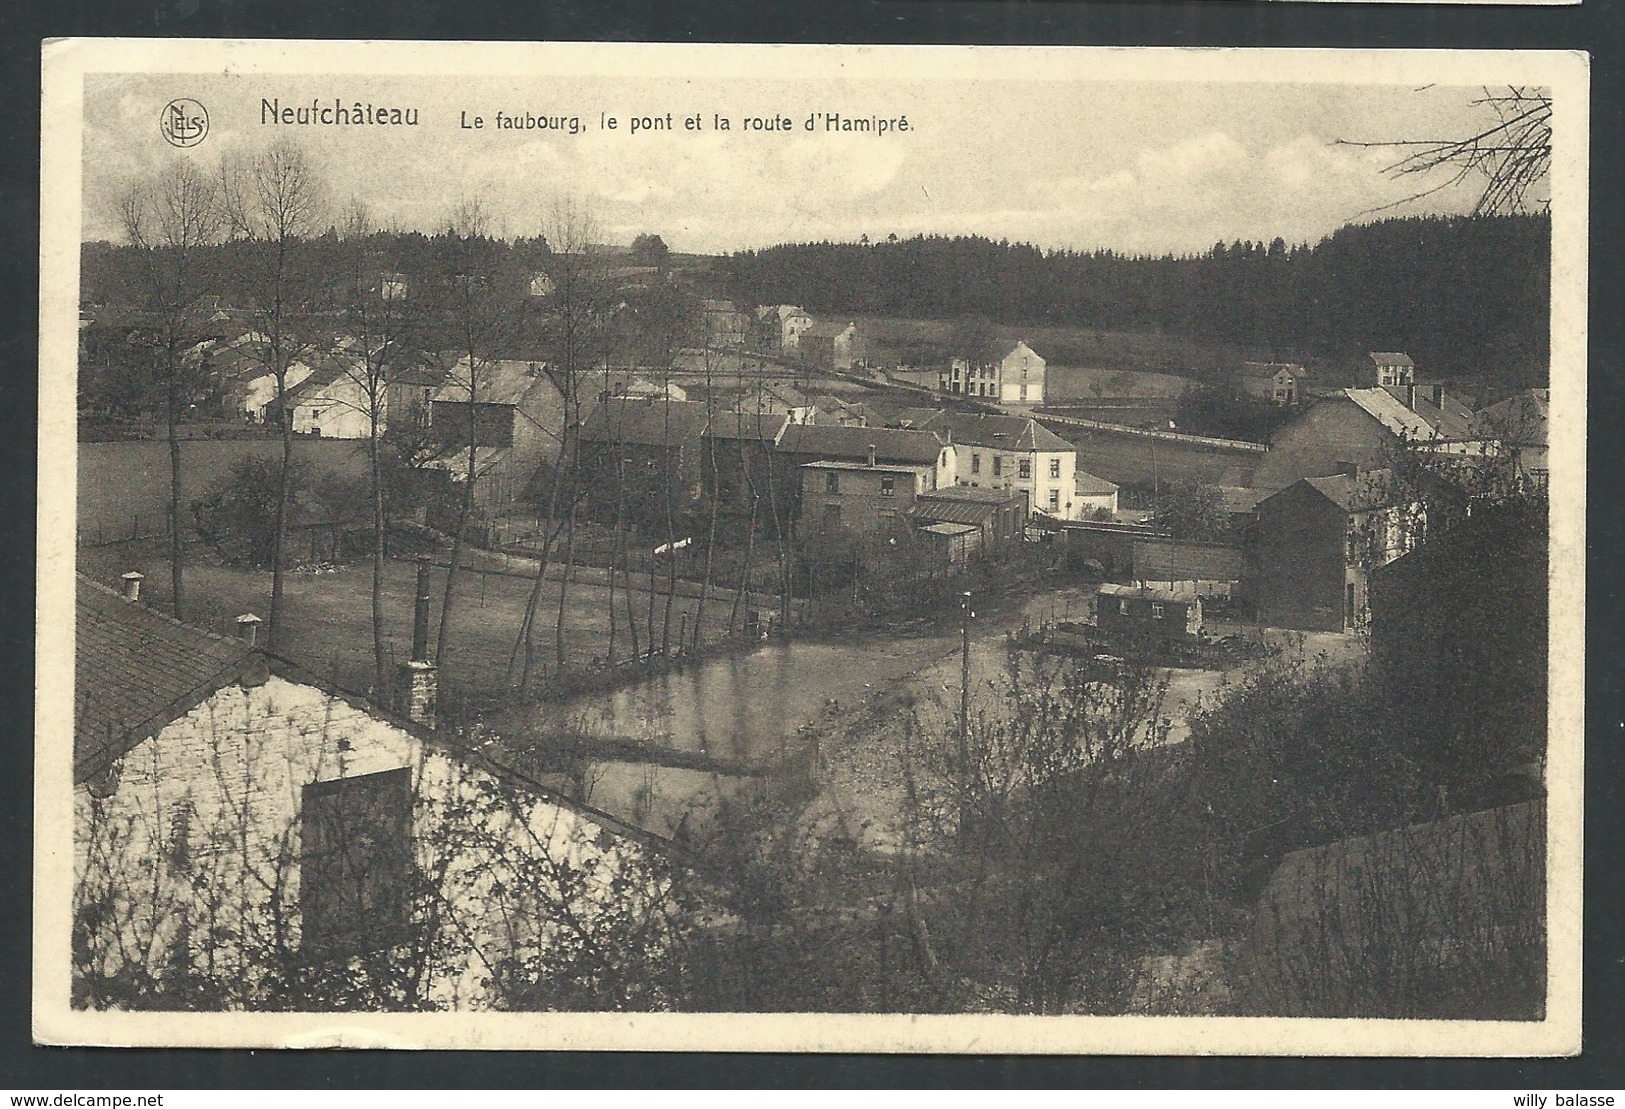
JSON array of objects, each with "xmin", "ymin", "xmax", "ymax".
[{"xmin": 160, "ymin": 98, "xmax": 210, "ymax": 147}]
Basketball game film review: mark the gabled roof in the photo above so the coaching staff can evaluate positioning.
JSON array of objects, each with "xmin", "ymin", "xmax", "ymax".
[
  {"xmin": 580, "ymin": 396, "xmax": 710, "ymax": 447},
  {"xmin": 1295, "ymin": 467, "xmax": 1405, "ymax": 513},
  {"xmin": 76, "ymin": 576, "xmax": 257, "ymax": 780},
  {"xmin": 706, "ymin": 410, "xmax": 789, "ymax": 443},
  {"xmin": 1241, "ymin": 361, "xmax": 1305, "ymax": 380},
  {"xmin": 432, "ymin": 360, "xmax": 552, "ymax": 407},
  {"xmin": 916, "ymin": 485, "xmax": 1027, "ymax": 507},
  {"xmin": 915, "ymin": 411, "xmax": 1075, "ymax": 452},
  {"xmin": 912, "ymin": 486, "xmax": 1024, "ymax": 527},
  {"xmin": 1098, "ymin": 582, "xmax": 1199, "ymax": 603},
  {"xmin": 776, "ymin": 424, "xmax": 948, "ymax": 466},
  {"xmin": 893, "ymin": 406, "xmax": 947, "ymax": 429},
  {"xmin": 1369, "ymin": 351, "xmax": 1415, "ymax": 368},
  {"xmin": 1075, "ymin": 468, "xmax": 1119, "ymax": 496},
  {"xmin": 1475, "ymin": 388, "xmax": 1550, "ymax": 446},
  {"xmin": 1344, "ymin": 387, "xmax": 1476, "ymax": 442}
]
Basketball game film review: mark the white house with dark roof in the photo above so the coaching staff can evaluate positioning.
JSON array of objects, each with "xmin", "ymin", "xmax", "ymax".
[
  {"xmin": 942, "ymin": 340, "xmax": 1046, "ymax": 405},
  {"xmin": 902, "ymin": 410, "xmax": 1081, "ymax": 519},
  {"xmin": 72, "ymin": 572, "xmax": 674, "ymax": 1010}
]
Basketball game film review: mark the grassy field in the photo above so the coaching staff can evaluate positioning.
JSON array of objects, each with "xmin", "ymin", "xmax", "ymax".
[
  {"xmin": 78, "ymin": 439, "xmax": 372, "ymax": 544},
  {"xmin": 79, "ymin": 543, "xmax": 759, "ymax": 708},
  {"xmin": 854, "ymin": 314, "xmax": 1253, "ymax": 386}
]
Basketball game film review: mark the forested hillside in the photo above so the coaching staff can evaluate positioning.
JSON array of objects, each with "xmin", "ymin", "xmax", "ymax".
[{"xmin": 722, "ymin": 215, "xmax": 1550, "ymax": 392}]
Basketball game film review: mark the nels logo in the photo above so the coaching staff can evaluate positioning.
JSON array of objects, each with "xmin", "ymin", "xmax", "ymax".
[{"xmin": 160, "ymin": 98, "xmax": 209, "ymax": 148}]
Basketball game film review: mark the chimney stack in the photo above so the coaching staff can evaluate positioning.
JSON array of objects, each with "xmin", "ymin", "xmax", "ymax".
[
  {"xmin": 1337, "ymin": 461, "xmax": 1360, "ymax": 479},
  {"xmin": 397, "ymin": 557, "xmax": 438, "ymax": 728},
  {"xmin": 234, "ymin": 612, "xmax": 262, "ymax": 645},
  {"xmin": 1405, "ymin": 382, "xmax": 1417, "ymax": 411},
  {"xmin": 1431, "ymin": 383, "xmax": 1444, "ymax": 408},
  {"xmin": 411, "ymin": 556, "xmax": 432, "ymax": 663},
  {"xmin": 866, "ymin": 444, "xmax": 877, "ymax": 468},
  {"xmin": 120, "ymin": 571, "xmax": 144, "ymax": 602}
]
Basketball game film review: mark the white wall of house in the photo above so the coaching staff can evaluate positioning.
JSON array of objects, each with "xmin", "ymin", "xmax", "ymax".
[
  {"xmin": 74, "ymin": 673, "xmax": 658, "ymax": 1009},
  {"xmin": 997, "ymin": 342, "xmax": 1046, "ymax": 406},
  {"xmin": 243, "ymin": 363, "xmax": 314, "ymax": 422},
  {"xmin": 958, "ymin": 446, "xmax": 1075, "ymax": 517},
  {"xmin": 291, "ymin": 375, "xmax": 379, "ymax": 439}
]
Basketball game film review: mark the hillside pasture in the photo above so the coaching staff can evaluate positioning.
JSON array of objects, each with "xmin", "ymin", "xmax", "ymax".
[{"xmin": 78, "ymin": 439, "xmax": 373, "ymax": 545}]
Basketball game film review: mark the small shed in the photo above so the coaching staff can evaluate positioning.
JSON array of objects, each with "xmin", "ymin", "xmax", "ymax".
[
  {"xmin": 918, "ymin": 521, "xmax": 980, "ymax": 567},
  {"xmin": 1096, "ymin": 582, "xmax": 1203, "ymax": 640}
]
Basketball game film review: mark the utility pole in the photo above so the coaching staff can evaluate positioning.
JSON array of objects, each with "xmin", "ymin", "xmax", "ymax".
[{"xmin": 959, "ymin": 589, "xmax": 972, "ymax": 846}]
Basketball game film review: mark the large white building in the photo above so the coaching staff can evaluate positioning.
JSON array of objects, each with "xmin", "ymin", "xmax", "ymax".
[
  {"xmin": 941, "ymin": 340, "xmax": 1046, "ymax": 406},
  {"xmin": 898, "ymin": 409, "xmax": 1080, "ymax": 518}
]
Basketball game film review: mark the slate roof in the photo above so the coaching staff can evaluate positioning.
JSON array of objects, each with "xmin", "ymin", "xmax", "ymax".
[
  {"xmin": 1241, "ymin": 361, "xmax": 1305, "ymax": 380},
  {"xmin": 580, "ymin": 397, "xmax": 711, "ymax": 447},
  {"xmin": 1075, "ymin": 468, "xmax": 1119, "ymax": 496},
  {"xmin": 916, "ymin": 411, "xmax": 1075, "ymax": 452},
  {"xmin": 75, "ymin": 575, "xmax": 256, "ymax": 781},
  {"xmin": 706, "ymin": 410, "xmax": 789, "ymax": 443},
  {"xmin": 433, "ymin": 360, "xmax": 549, "ymax": 407},
  {"xmin": 1345, "ymin": 387, "xmax": 1476, "ymax": 442},
  {"xmin": 1368, "ymin": 351, "xmax": 1415, "ymax": 368},
  {"xmin": 776, "ymin": 424, "xmax": 948, "ymax": 466},
  {"xmin": 1098, "ymin": 582, "xmax": 1199, "ymax": 603},
  {"xmin": 1298, "ymin": 467, "xmax": 1405, "ymax": 512},
  {"xmin": 911, "ymin": 487, "xmax": 1023, "ymax": 527},
  {"xmin": 1475, "ymin": 388, "xmax": 1550, "ymax": 445}
]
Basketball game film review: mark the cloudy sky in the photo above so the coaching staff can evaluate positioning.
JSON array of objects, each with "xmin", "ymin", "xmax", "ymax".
[{"xmin": 80, "ymin": 67, "xmax": 1530, "ymax": 256}]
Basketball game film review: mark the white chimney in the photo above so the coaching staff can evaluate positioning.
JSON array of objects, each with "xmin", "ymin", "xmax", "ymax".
[
  {"xmin": 120, "ymin": 572, "xmax": 144, "ymax": 602},
  {"xmin": 867, "ymin": 444, "xmax": 877, "ymax": 467}
]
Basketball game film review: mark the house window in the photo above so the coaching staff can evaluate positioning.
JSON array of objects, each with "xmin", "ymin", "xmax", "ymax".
[
  {"xmin": 992, "ymin": 457, "xmax": 1003, "ymax": 477},
  {"xmin": 1019, "ymin": 458, "xmax": 1032, "ymax": 479},
  {"xmin": 1049, "ymin": 458, "xmax": 1060, "ymax": 479},
  {"xmin": 971, "ymin": 454, "xmax": 980, "ymax": 475},
  {"xmin": 301, "ymin": 767, "xmax": 412, "ymax": 957},
  {"xmin": 1151, "ymin": 603, "xmax": 1165, "ymax": 620},
  {"xmin": 1048, "ymin": 489, "xmax": 1060, "ymax": 511},
  {"xmin": 825, "ymin": 472, "xmax": 840, "ymax": 494},
  {"xmin": 880, "ymin": 476, "xmax": 895, "ymax": 497}
]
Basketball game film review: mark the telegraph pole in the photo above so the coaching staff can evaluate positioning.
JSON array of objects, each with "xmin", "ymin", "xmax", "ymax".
[{"xmin": 959, "ymin": 589, "xmax": 972, "ymax": 845}]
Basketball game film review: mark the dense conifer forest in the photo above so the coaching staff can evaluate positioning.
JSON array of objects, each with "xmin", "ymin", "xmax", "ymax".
[{"xmin": 722, "ymin": 214, "xmax": 1550, "ymax": 391}]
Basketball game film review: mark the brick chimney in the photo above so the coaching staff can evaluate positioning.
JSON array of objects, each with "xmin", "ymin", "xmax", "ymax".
[
  {"xmin": 866, "ymin": 443, "xmax": 877, "ymax": 467},
  {"xmin": 234, "ymin": 612, "xmax": 262, "ymax": 645},
  {"xmin": 1431, "ymin": 383, "xmax": 1444, "ymax": 408},
  {"xmin": 120, "ymin": 571, "xmax": 144, "ymax": 602},
  {"xmin": 1404, "ymin": 382, "xmax": 1418, "ymax": 411},
  {"xmin": 396, "ymin": 557, "xmax": 438, "ymax": 728}
]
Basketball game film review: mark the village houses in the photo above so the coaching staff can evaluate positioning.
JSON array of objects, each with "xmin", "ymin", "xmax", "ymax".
[
  {"xmin": 1239, "ymin": 361, "xmax": 1305, "ymax": 406},
  {"xmin": 427, "ymin": 359, "xmax": 568, "ymax": 512}
]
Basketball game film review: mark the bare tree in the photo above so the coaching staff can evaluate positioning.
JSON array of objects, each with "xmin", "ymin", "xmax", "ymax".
[
  {"xmin": 115, "ymin": 160, "xmax": 224, "ymax": 619},
  {"xmin": 219, "ymin": 140, "xmax": 326, "ymax": 650},
  {"xmin": 1343, "ymin": 86, "xmax": 1552, "ymax": 217},
  {"xmin": 507, "ymin": 196, "xmax": 612, "ymax": 692},
  {"xmin": 334, "ymin": 200, "xmax": 408, "ymax": 698}
]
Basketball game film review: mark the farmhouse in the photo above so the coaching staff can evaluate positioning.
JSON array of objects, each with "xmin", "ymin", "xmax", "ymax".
[
  {"xmin": 578, "ymin": 396, "xmax": 713, "ymax": 511},
  {"xmin": 428, "ymin": 359, "xmax": 568, "ymax": 511},
  {"xmin": 1251, "ymin": 383, "xmax": 1479, "ymax": 494},
  {"xmin": 73, "ymin": 573, "xmax": 672, "ymax": 1010},
  {"xmin": 1239, "ymin": 362, "xmax": 1305, "ymax": 406},
  {"xmin": 941, "ymin": 340, "xmax": 1046, "ymax": 406},
  {"xmin": 799, "ymin": 457, "xmax": 936, "ymax": 539},
  {"xmin": 901, "ymin": 410, "xmax": 1079, "ymax": 519},
  {"xmin": 801, "ymin": 321, "xmax": 865, "ymax": 371}
]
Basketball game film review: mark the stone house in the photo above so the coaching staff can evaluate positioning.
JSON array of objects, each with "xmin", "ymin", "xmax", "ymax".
[
  {"xmin": 1249, "ymin": 466, "xmax": 1422, "ymax": 632},
  {"xmin": 801, "ymin": 321, "xmax": 865, "ymax": 371},
  {"xmin": 799, "ymin": 457, "xmax": 936, "ymax": 539},
  {"xmin": 577, "ymin": 396, "xmax": 713, "ymax": 516},
  {"xmin": 72, "ymin": 573, "xmax": 674, "ymax": 1010},
  {"xmin": 1251, "ymin": 384, "xmax": 1480, "ymax": 494},
  {"xmin": 1239, "ymin": 362, "xmax": 1305, "ymax": 406},
  {"xmin": 1368, "ymin": 351, "xmax": 1416, "ymax": 388},
  {"xmin": 427, "ymin": 359, "xmax": 568, "ymax": 512},
  {"xmin": 941, "ymin": 340, "xmax": 1046, "ymax": 405},
  {"xmin": 901, "ymin": 410, "xmax": 1079, "ymax": 519}
]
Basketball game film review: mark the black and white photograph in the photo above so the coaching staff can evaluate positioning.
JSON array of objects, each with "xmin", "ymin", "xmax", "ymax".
[{"xmin": 36, "ymin": 40, "xmax": 1586, "ymax": 1053}]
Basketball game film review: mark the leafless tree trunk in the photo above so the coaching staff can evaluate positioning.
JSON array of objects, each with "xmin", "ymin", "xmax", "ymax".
[
  {"xmin": 116, "ymin": 161, "xmax": 223, "ymax": 620},
  {"xmin": 220, "ymin": 140, "xmax": 325, "ymax": 652}
]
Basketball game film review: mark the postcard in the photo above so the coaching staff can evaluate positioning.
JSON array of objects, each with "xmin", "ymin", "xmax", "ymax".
[{"xmin": 38, "ymin": 39, "xmax": 1587, "ymax": 1053}]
